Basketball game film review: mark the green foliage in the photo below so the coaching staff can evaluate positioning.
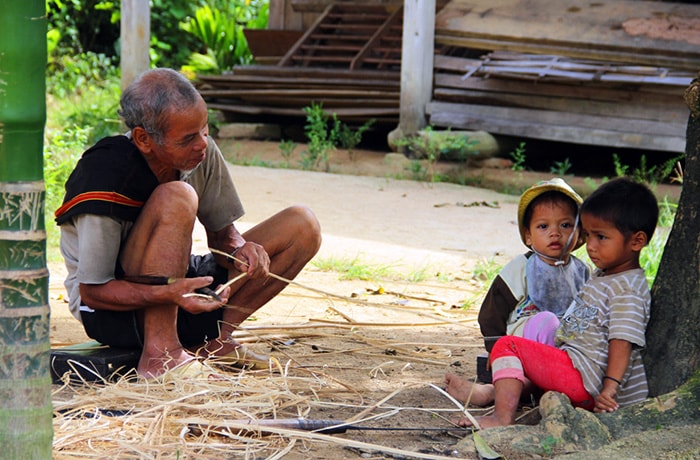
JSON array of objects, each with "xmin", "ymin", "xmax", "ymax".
[
  {"xmin": 509, "ymin": 141, "xmax": 527, "ymax": 171},
  {"xmin": 45, "ymin": 66, "xmax": 121, "ymax": 259},
  {"xmin": 406, "ymin": 160, "xmax": 428, "ymax": 181},
  {"xmin": 47, "ymin": 51, "xmax": 118, "ymax": 98},
  {"xmin": 278, "ymin": 139, "xmax": 298, "ymax": 167},
  {"xmin": 641, "ymin": 226, "xmax": 670, "ymax": 286},
  {"xmin": 46, "ymin": 0, "xmax": 119, "ymax": 58},
  {"xmin": 302, "ymin": 103, "xmax": 335, "ymax": 171},
  {"xmin": 471, "ymin": 257, "xmax": 502, "ymax": 287},
  {"xmin": 46, "ymin": 0, "xmax": 267, "ymax": 71},
  {"xmin": 550, "ymin": 157, "xmax": 572, "ymax": 176},
  {"xmin": 612, "ymin": 153, "xmax": 630, "ymax": 178},
  {"xmin": 612, "ymin": 153, "xmax": 683, "ymax": 185},
  {"xmin": 180, "ymin": 0, "xmax": 268, "ymax": 74},
  {"xmin": 393, "ymin": 127, "xmax": 479, "ymax": 182},
  {"xmin": 299, "ymin": 103, "xmax": 373, "ymax": 171},
  {"xmin": 332, "ymin": 117, "xmax": 375, "ymax": 160},
  {"xmin": 657, "ymin": 198, "xmax": 677, "ymax": 227},
  {"xmin": 641, "ymin": 199, "xmax": 677, "ymax": 286},
  {"xmin": 149, "ymin": 0, "xmax": 209, "ymax": 68}
]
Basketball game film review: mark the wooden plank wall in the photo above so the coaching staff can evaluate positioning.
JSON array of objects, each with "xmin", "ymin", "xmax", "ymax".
[
  {"xmin": 428, "ymin": 0, "xmax": 700, "ymax": 152},
  {"xmin": 435, "ymin": 0, "xmax": 700, "ymax": 71}
]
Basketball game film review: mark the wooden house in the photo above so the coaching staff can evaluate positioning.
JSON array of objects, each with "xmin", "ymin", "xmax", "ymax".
[{"xmin": 198, "ymin": 0, "xmax": 700, "ymax": 154}]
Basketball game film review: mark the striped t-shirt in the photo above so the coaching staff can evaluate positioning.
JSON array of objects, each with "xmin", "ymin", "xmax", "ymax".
[{"xmin": 556, "ymin": 268, "xmax": 650, "ymax": 406}]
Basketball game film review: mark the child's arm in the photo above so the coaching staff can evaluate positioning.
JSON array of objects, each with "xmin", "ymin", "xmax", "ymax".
[
  {"xmin": 478, "ymin": 276, "xmax": 518, "ymax": 352},
  {"xmin": 594, "ymin": 338, "xmax": 632, "ymax": 413}
]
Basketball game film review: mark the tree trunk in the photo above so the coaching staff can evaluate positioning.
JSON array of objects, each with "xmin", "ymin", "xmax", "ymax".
[
  {"xmin": 644, "ymin": 78, "xmax": 700, "ymax": 397},
  {"xmin": 0, "ymin": 1, "xmax": 53, "ymax": 458}
]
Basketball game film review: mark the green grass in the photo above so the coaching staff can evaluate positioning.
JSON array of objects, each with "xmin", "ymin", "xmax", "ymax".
[
  {"xmin": 471, "ymin": 256, "xmax": 502, "ymax": 286},
  {"xmin": 44, "ymin": 71, "xmax": 122, "ymax": 262},
  {"xmin": 311, "ymin": 255, "xmax": 397, "ymax": 281}
]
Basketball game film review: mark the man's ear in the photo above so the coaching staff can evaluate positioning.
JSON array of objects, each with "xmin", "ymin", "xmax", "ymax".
[
  {"xmin": 131, "ymin": 126, "xmax": 152, "ymax": 152},
  {"xmin": 630, "ymin": 230, "xmax": 648, "ymax": 251}
]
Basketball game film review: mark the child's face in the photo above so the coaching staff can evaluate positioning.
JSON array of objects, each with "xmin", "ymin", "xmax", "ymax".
[
  {"xmin": 524, "ymin": 201, "xmax": 579, "ymax": 264},
  {"xmin": 581, "ymin": 213, "xmax": 645, "ymax": 275}
]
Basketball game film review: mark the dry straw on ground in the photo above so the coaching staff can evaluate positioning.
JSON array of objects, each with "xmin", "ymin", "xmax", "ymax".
[{"xmin": 52, "ymin": 273, "xmax": 489, "ymax": 459}]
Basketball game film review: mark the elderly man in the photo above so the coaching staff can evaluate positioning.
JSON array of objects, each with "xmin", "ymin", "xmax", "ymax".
[{"xmin": 55, "ymin": 68, "xmax": 321, "ymax": 380}]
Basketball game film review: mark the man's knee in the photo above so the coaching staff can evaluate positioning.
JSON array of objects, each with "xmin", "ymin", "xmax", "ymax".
[
  {"xmin": 287, "ymin": 205, "xmax": 322, "ymax": 249},
  {"xmin": 149, "ymin": 182, "xmax": 199, "ymax": 216}
]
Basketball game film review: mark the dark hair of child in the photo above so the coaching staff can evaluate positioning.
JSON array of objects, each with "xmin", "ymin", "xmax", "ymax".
[
  {"xmin": 522, "ymin": 191, "xmax": 579, "ymax": 231},
  {"xmin": 580, "ymin": 177, "xmax": 659, "ymax": 241}
]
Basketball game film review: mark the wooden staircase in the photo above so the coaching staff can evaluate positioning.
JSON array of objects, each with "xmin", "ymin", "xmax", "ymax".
[
  {"xmin": 197, "ymin": 3, "xmax": 408, "ymax": 125},
  {"xmin": 278, "ymin": 3, "xmax": 403, "ymax": 70}
]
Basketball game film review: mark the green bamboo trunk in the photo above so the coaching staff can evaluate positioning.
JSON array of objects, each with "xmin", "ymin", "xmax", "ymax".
[{"xmin": 0, "ymin": 1, "xmax": 53, "ymax": 458}]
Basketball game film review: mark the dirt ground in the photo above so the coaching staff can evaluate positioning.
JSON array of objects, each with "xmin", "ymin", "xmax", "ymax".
[{"xmin": 48, "ymin": 140, "xmax": 686, "ymax": 459}]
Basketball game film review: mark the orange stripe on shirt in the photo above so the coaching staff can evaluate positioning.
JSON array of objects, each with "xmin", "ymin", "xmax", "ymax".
[{"xmin": 54, "ymin": 191, "xmax": 145, "ymax": 219}]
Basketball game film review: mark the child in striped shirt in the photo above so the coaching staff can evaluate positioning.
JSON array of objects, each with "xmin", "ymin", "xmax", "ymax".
[{"xmin": 456, "ymin": 177, "xmax": 658, "ymax": 428}]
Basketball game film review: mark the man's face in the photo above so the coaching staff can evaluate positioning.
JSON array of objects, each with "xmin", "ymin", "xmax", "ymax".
[{"xmin": 149, "ymin": 98, "xmax": 210, "ymax": 172}]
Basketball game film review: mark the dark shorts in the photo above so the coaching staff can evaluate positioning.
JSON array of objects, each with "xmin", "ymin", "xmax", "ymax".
[{"xmin": 80, "ymin": 254, "xmax": 229, "ymax": 349}]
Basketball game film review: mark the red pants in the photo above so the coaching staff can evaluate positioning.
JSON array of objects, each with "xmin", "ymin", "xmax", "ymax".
[{"xmin": 490, "ymin": 336, "xmax": 595, "ymax": 410}]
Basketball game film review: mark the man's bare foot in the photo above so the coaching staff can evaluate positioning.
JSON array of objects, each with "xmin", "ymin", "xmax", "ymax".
[
  {"xmin": 444, "ymin": 372, "xmax": 495, "ymax": 406},
  {"xmin": 197, "ymin": 337, "xmax": 242, "ymax": 358},
  {"xmin": 194, "ymin": 338, "xmax": 270, "ymax": 369},
  {"xmin": 137, "ymin": 348, "xmax": 196, "ymax": 379}
]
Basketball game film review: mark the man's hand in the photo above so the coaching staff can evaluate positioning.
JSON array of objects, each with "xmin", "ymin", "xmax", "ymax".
[
  {"xmin": 229, "ymin": 241, "xmax": 270, "ymax": 279},
  {"xmin": 175, "ymin": 277, "xmax": 230, "ymax": 314}
]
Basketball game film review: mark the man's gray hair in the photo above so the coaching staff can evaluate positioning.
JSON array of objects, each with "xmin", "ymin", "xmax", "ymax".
[{"xmin": 119, "ymin": 68, "xmax": 202, "ymax": 144}]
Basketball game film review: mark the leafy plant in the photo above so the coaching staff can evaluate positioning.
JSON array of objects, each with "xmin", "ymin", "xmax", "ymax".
[
  {"xmin": 331, "ymin": 116, "xmax": 375, "ymax": 160},
  {"xmin": 634, "ymin": 154, "xmax": 683, "ymax": 185},
  {"xmin": 278, "ymin": 139, "xmax": 298, "ymax": 167},
  {"xmin": 46, "ymin": 0, "xmax": 205, "ymax": 71},
  {"xmin": 406, "ymin": 160, "xmax": 427, "ymax": 181},
  {"xmin": 393, "ymin": 127, "xmax": 479, "ymax": 182},
  {"xmin": 44, "ymin": 125, "xmax": 90, "ymax": 260},
  {"xmin": 612, "ymin": 153, "xmax": 682, "ymax": 185},
  {"xmin": 612, "ymin": 153, "xmax": 629, "ymax": 177},
  {"xmin": 509, "ymin": 141, "xmax": 527, "ymax": 171},
  {"xmin": 180, "ymin": 0, "xmax": 268, "ymax": 73},
  {"xmin": 301, "ymin": 103, "xmax": 335, "ymax": 171},
  {"xmin": 641, "ymin": 227, "xmax": 670, "ymax": 286},
  {"xmin": 44, "ymin": 50, "xmax": 122, "ymax": 260},
  {"xmin": 149, "ymin": 0, "xmax": 210, "ymax": 68},
  {"xmin": 550, "ymin": 157, "xmax": 573, "ymax": 175}
]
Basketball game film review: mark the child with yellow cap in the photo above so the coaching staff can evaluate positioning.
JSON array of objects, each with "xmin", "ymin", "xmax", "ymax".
[{"xmin": 445, "ymin": 178, "xmax": 590, "ymax": 405}]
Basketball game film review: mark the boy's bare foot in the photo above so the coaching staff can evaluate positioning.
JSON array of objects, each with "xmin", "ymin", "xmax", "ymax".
[
  {"xmin": 456, "ymin": 414, "xmax": 511, "ymax": 429},
  {"xmin": 444, "ymin": 372, "xmax": 495, "ymax": 406}
]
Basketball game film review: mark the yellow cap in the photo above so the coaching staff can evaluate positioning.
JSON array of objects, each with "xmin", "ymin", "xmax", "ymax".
[{"xmin": 517, "ymin": 178, "xmax": 583, "ymax": 248}]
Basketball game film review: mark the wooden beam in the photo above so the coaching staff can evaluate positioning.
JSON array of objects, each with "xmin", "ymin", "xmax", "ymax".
[
  {"xmin": 427, "ymin": 101, "xmax": 685, "ymax": 152},
  {"xmin": 120, "ymin": 0, "xmax": 149, "ymax": 90}
]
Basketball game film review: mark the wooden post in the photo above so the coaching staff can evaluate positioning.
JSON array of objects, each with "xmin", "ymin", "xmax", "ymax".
[
  {"xmin": 388, "ymin": 0, "xmax": 436, "ymax": 149},
  {"xmin": 120, "ymin": 0, "xmax": 150, "ymax": 90}
]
